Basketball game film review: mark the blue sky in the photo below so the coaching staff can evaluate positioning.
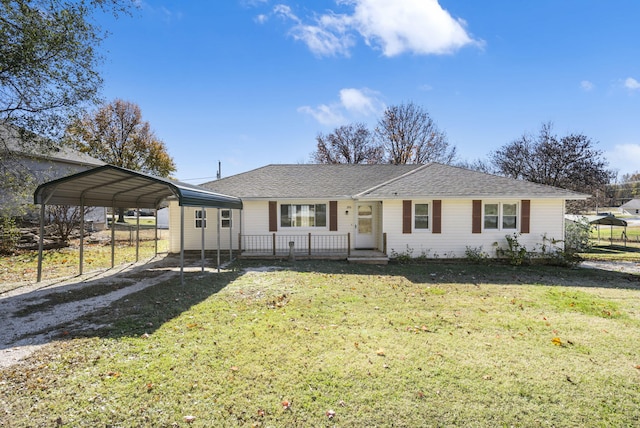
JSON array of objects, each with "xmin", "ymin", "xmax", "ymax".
[{"xmin": 96, "ymin": 0, "xmax": 640, "ymax": 183}]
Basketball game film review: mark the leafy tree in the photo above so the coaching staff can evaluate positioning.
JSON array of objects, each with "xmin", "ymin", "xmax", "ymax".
[
  {"xmin": 375, "ymin": 102, "xmax": 456, "ymax": 165},
  {"xmin": 491, "ymin": 123, "xmax": 612, "ymax": 211},
  {"xmin": 311, "ymin": 123, "xmax": 383, "ymax": 164},
  {"xmin": 1, "ymin": 0, "xmax": 131, "ymax": 215},
  {"xmin": 66, "ymin": 99, "xmax": 176, "ymax": 176},
  {"xmin": 65, "ymin": 99, "xmax": 176, "ymax": 221}
]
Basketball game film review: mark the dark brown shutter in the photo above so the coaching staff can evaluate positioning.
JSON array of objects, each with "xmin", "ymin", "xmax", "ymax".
[
  {"xmin": 402, "ymin": 200, "xmax": 412, "ymax": 234},
  {"xmin": 432, "ymin": 200, "xmax": 442, "ymax": 234},
  {"xmin": 329, "ymin": 201, "xmax": 338, "ymax": 231},
  {"xmin": 521, "ymin": 200, "xmax": 531, "ymax": 234},
  {"xmin": 472, "ymin": 200, "xmax": 482, "ymax": 233},
  {"xmin": 268, "ymin": 201, "xmax": 277, "ymax": 232}
]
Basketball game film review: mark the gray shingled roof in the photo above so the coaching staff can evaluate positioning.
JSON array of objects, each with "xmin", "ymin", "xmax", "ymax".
[
  {"xmin": 1, "ymin": 124, "xmax": 104, "ymax": 167},
  {"xmin": 620, "ymin": 199, "xmax": 640, "ymax": 210},
  {"xmin": 202, "ymin": 163, "xmax": 587, "ymax": 200}
]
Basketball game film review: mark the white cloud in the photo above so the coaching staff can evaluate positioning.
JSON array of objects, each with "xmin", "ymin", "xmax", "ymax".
[
  {"xmin": 272, "ymin": 0, "xmax": 479, "ymax": 57},
  {"xmin": 606, "ymin": 143, "xmax": 640, "ymax": 175},
  {"xmin": 352, "ymin": 0, "xmax": 478, "ymax": 56},
  {"xmin": 299, "ymin": 87, "xmax": 385, "ymax": 125},
  {"xmin": 339, "ymin": 88, "xmax": 383, "ymax": 115},
  {"xmin": 624, "ymin": 77, "xmax": 640, "ymax": 91},
  {"xmin": 580, "ymin": 80, "xmax": 594, "ymax": 91},
  {"xmin": 297, "ymin": 104, "xmax": 346, "ymax": 126},
  {"xmin": 254, "ymin": 14, "xmax": 268, "ymax": 24}
]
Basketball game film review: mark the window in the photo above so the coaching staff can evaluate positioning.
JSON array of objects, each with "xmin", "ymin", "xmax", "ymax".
[
  {"xmin": 484, "ymin": 203, "xmax": 517, "ymax": 230},
  {"xmin": 484, "ymin": 204, "xmax": 499, "ymax": 229},
  {"xmin": 195, "ymin": 210, "xmax": 206, "ymax": 228},
  {"xmin": 280, "ymin": 204, "xmax": 327, "ymax": 228},
  {"xmin": 221, "ymin": 209, "xmax": 231, "ymax": 228},
  {"xmin": 414, "ymin": 203, "xmax": 429, "ymax": 229},
  {"xmin": 502, "ymin": 203, "xmax": 517, "ymax": 229}
]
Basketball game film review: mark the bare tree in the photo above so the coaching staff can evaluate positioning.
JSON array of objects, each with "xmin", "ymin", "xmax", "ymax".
[
  {"xmin": 47, "ymin": 205, "xmax": 94, "ymax": 243},
  {"xmin": 491, "ymin": 122, "xmax": 613, "ymax": 212},
  {"xmin": 375, "ymin": 102, "xmax": 456, "ymax": 164},
  {"xmin": 311, "ymin": 123, "xmax": 384, "ymax": 164}
]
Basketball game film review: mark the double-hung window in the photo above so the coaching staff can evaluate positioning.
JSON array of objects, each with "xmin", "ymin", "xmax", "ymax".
[
  {"xmin": 195, "ymin": 210, "xmax": 206, "ymax": 228},
  {"xmin": 484, "ymin": 202, "xmax": 517, "ymax": 230},
  {"xmin": 280, "ymin": 204, "xmax": 327, "ymax": 228},
  {"xmin": 414, "ymin": 203, "xmax": 429, "ymax": 230},
  {"xmin": 221, "ymin": 209, "xmax": 231, "ymax": 228}
]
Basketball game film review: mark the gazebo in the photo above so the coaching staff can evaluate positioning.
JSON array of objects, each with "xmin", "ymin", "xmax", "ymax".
[{"xmin": 33, "ymin": 165, "xmax": 243, "ymax": 284}]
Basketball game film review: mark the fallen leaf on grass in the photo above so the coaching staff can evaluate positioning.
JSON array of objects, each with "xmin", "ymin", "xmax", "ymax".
[
  {"xmin": 376, "ymin": 349, "xmax": 385, "ymax": 356},
  {"xmin": 551, "ymin": 337, "xmax": 564, "ymax": 346},
  {"xmin": 326, "ymin": 409, "xmax": 336, "ymax": 419},
  {"xmin": 184, "ymin": 415, "xmax": 196, "ymax": 423},
  {"xmin": 282, "ymin": 400, "xmax": 291, "ymax": 410},
  {"xmin": 230, "ymin": 366, "xmax": 239, "ymax": 371}
]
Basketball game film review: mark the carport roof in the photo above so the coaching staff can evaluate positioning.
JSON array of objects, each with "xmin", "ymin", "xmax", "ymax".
[{"xmin": 34, "ymin": 164, "xmax": 242, "ymax": 209}]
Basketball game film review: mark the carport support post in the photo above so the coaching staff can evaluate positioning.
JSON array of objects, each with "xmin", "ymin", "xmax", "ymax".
[
  {"xmin": 154, "ymin": 207, "xmax": 158, "ymax": 256},
  {"xmin": 37, "ymin": 203, "xmax": 45, "ymax": 282},
  {"xmin": 229, "ymin": 209, "xmax": 233, "ymax": 262},
  {"xmin": 201, "ymin": 206, "xmax": 205, "ymax": 273},
  {"xmin": 217, "ymin": 208, "xmax": 221, "ymax": 273},
  {"xmin": 79, "ymin": 197, "xmax": 85, "ymax": 275},
  {"xmin": 111, "ymin": 204, "xmax": 116, "ymax": 268},
  {"xmin": 135, "ymin": 207, "xmax": 140, "ymax": 262},
  {"xmin": 180, "ymin": 205, "xmax": 184, "ymax": 286}
]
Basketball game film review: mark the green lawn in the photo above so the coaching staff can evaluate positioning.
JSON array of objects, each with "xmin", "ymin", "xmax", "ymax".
[{"xmin": 1, "ymin": 261, "xmax": 639, "ymax": 427}]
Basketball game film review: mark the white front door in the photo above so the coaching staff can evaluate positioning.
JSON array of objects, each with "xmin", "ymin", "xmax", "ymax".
[{"xmin": 356, "ymin": 203, "xmax": 376, "ymax": 249}]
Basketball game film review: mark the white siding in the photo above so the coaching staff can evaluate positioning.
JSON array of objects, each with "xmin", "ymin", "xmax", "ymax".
[
  {"xmin": 383, "ymin": 198, "xmax": 566, "ymax": 258},
  {"xmin": 170, "ymin": 198, "xmax": 567, "ymax": 257},
  {"xmin": 168, "ymin": 201, "xmax": 240, "ymax": 253}
]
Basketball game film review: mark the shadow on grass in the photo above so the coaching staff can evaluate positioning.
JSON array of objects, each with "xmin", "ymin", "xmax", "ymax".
[
  {"xmin": 0, "ymin": 253, "xmax": 243, "ymax": 352},
  {"xmin": 2, "ymin": 256, "xmax": 638, "ymax": 355}
]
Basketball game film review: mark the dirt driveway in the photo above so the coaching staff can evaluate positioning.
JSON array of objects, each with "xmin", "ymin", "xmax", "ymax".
[{"xmin": 1, "ymin": 258, "xmax": 639, "ymax": 369}]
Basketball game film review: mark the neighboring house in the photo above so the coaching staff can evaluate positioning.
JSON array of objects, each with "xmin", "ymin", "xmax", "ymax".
[
  {"xmin": 1, "ymin": 124, "xmax": 107, "ymax": 227},
  {"xmin": 620, "ymin": 199, "xmax": 640, "ymax": 215},
  {"xmin": 167, "ymin": 163, "xmax": 587, "ymax": 259}
]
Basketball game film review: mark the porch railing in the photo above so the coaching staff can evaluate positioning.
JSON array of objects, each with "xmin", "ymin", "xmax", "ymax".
[{"xmin": 240, "ymin": 233, "xmax": 351, "ymax": 256}]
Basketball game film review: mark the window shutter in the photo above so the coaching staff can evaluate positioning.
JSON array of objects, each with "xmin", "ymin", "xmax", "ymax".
[
  {"xmin": 472, "ymin": 200, "xmax": 482, "ymax": 233},
  {"xmin": 432, "ymin": 200, "xmax": 442, "ymax": 234},
  {"xmin": 521, "ymin": 200, "xmax": 531, "ymax": 234},
  {"xmin": 268, "ymin": 201, "xmax": 277, "ymax": 232},
  {"xmin": 329, "ymin": 201, "xmax": 338, "ymax": 231},
  {"xmin": 402, "ymin": 200, "xmax": 412, "ymax": 234}
]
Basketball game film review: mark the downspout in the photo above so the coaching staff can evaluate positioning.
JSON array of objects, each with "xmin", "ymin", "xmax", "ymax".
[
  {"xmin": 217, "ymin": 208, "xmax": 221, "ymax": 273},
  {"xmin": 201, "ymin": 206, "xmax": 205, "ymax": 273}
]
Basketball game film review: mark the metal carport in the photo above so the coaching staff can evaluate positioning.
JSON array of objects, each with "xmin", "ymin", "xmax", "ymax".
[{"xmin": 33, "ymin": 164, "xmax": 243, "ymax": 284}]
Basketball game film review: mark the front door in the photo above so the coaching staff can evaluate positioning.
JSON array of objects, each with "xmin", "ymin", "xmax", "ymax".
[{"xmin": 356, "ymin": 203, "xmax": 376, "ymax": 249}]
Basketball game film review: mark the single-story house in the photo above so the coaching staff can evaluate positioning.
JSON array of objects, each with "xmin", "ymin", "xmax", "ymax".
[
  {"xmin": 168, "ymin": 163, "xmax": 587, "ymax": 259},
  {"xmin": 620, "ymin": 199, "xmax": 640, "ymax": 215}
]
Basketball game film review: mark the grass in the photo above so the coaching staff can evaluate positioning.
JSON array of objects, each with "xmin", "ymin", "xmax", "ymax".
[
  {"xmin": 580, "ymin": 243, "xmax": 640, "ymax": 262},
  {"xmin": 0, "ymin": 230, "xmax": 168, "ymax": 290},
  {"xmin": 1, "ymin": 260, "xmax": 639, "ymax": 427}
]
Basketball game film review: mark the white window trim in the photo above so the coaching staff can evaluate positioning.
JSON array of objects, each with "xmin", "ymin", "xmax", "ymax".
[
  {"xmin": 195, "ymin": 209, "xmax": 207, "ymax": 229},
  {"xmin": 413, "ymin": 201, "xmax": 431, "ymax": 232},
  {"xmin": 483, "ymin": 201, "xmax": 519, "ymax": 231},
  {"xmin": 220, "ymin": 209, "xmax": 232, "ymax": 228},
  {"xmin": 279, "ymin": 202, "xmax": 329, "ymax": 230}
]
